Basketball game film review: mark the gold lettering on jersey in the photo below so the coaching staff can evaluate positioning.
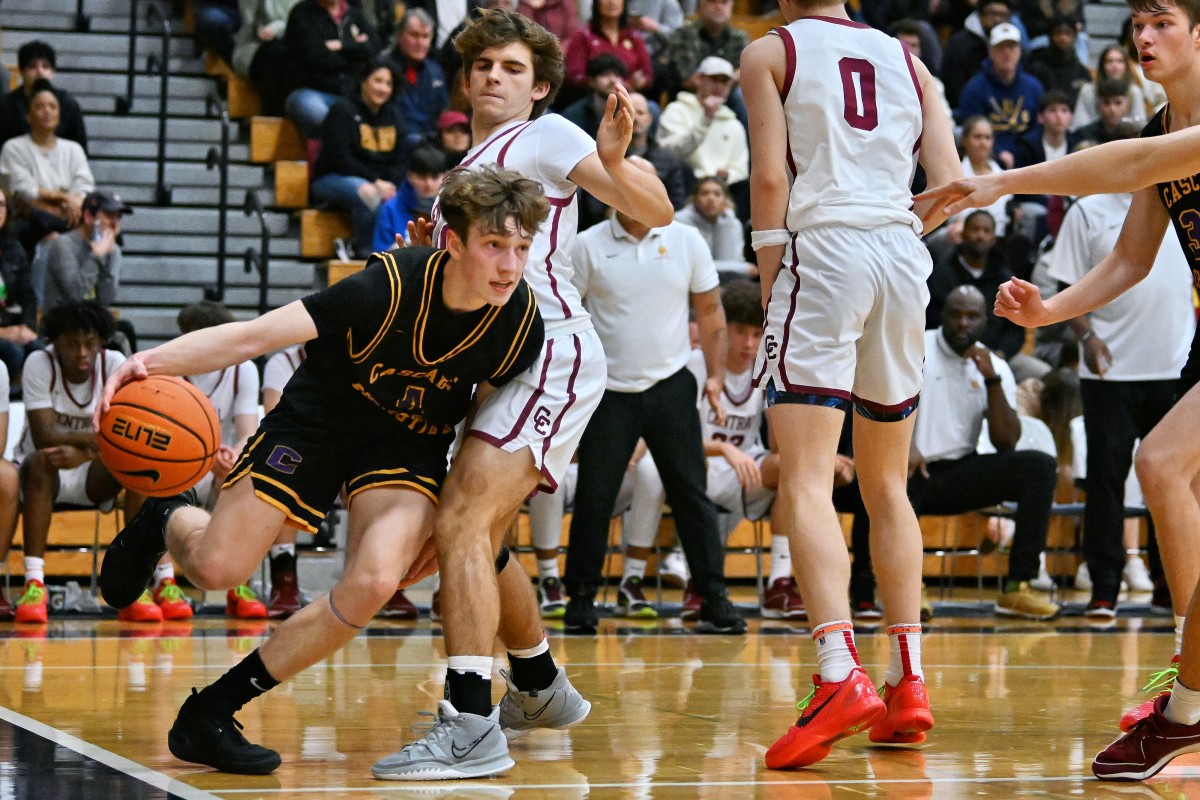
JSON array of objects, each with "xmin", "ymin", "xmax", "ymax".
[
  {"xmin": 988, "ymin": 98, "xmax": 1030, "ymax": 136},
  {"xmin": 350, "ymin": 382, "xmax": 454, "ymax": 436},
  {"xmin": 359, "ymin": 124, "xmax": 397, "ymax": 153},
  {"xmin": 1159, "ymin": 176, "xmax": 1200, "ymax": 210},
  {"xmin": 368, "ymin": 363, "xmax": 458, "ymax": 391}
]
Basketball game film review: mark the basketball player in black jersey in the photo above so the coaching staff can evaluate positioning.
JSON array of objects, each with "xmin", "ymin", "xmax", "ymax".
[
  {"xmin": 93, "ymin": 166, "xmax": 559, "ymax": 776},
  {"xmin": 918, "ymin": 0, "xmax": 1200, "ymax": 780}
]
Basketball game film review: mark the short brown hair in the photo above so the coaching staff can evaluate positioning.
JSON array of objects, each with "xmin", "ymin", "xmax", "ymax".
[
  {"xmin": 721, "ymin": 279, "xmax": 763, "ymax": 327},
  {"xmin": 454, "ymin": 8, "xmax": 564, "ymax": 119},
  {"xmin": 178, "ymin": 299, "xmax": 235, "ymax": 333},
  {"xmin": 1126, "ymin": 0, "xmax": 1200, "ymax": 27},
  {"xmin": 439, "ymin": 164, "xmax": 549, "ymax": 244}
]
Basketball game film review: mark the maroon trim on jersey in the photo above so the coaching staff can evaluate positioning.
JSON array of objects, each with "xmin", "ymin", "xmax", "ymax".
[
  {"xmin": 774, "ymin": 27, "xmax": 797, "ymax": 100},
  {"xmin": 458, "ymin": 121, "xmax": 530, "ymax": 171},
  {"xmin": 480, "ymin": 338, "xmax": 555, "ymax": 447},
  {"xmin": 496, "ymin": 121, "xmax": 535, "ymax": 168},
  {"xmin": 724, "ymin": 380, "xmax": 756, "ymax": 407},
  {"xmin": 541, "ymin": 202, "xmax": 573, "ymax": 318},
  {"xmin": 536, "ymin": 334, "xmax": 583, "ymax": 493},
  {"xmin": 900, "ymin": 40, "xmax": 924, "ymax": 154},
  {"xmin": 776, "ymin": 236, "xmax": 801, "ymax": 391},
  {"xmin": 804, "ymin": 15, "xmax": 870, "ymax": 28}
]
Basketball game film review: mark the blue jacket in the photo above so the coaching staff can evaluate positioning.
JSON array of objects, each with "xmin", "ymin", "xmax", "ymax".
[
  {"xmin": 386, "ymin": 50, "xmax": 449, "ymax": 146},
  {"xmin": 954, "ymin": 61, "xmax": 1044, "ymax": 160},
  {"xmin": 372, "ymin": 179, "xmax": 435, "ymax": 252}
]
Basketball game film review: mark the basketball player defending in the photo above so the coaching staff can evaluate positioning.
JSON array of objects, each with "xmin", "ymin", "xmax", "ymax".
[
  {"xmin": 918, "ymin": 0, "xmax": 1200, "ymax": 779},
  {"xmin": 371, "ymin": 8, "xmax": 674, "ymax": 780},
  {"xmin": 741, "ymin": 0, "xmax": 960, "ymax": 769},
  {"xmin": 97, "ymin": 167, "xmax": 555, "ymax": 777}
]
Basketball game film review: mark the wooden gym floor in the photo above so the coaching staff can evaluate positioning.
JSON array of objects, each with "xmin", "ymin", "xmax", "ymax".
[{"xmin": 0, "ymin": 586, "xmax": 1194, "ymax": 800}]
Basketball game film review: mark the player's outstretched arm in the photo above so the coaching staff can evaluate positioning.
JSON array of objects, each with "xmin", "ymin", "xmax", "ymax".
[
  {"xmin": 94, "ymin": 301, "xmax": 318, "ymax": 427},
  {"xmin": 569, "ymin": 84, "xmax": 674, "ymax": 228},
  {"xmin": 917, "ymin": 123, "xmax": 1200, "ymax": 222},
  {"xmin": 911, "ymin": 58, "xmax": 963, "ymax": 234},
  {"xmin": 741, "ymin": 35, "xmax": 790, "ymax": 308}
]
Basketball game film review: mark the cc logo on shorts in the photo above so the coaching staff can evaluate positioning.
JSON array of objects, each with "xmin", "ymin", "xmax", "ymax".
[
  {"xmin": 266, "ymin": 445, "xmax": 303, "ymax": 475},
  {"xmin": 765, "ymin": 335, "xmax": 779, "ymax": 360},
  {"xmin": 532, "ymin": 406, "xmax": 552, "ymax": 436}
]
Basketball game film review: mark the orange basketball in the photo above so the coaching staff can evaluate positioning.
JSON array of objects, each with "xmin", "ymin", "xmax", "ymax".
[{"xmin": 97, "ymin": 375, "xmax": 221, "ymax": 497}]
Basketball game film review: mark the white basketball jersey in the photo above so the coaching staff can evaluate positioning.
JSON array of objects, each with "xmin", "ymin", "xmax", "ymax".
[
  {"xmin": 263, "ymin": 345, "xmax": 305, "ymax": 395},
  {"xmin": 431, "ymin": 114, "xmax": 596, "ymax": 334},
  {"xmin": 15, "ymin": 346, "xmax": 124, "ymax": 462},
  {"xmin": 184, "ymin": 362, "xmax": 259, "ymax": 446},
  {"xmin": 687, "ymin": 350, "xmax": 765, "ymax": 454},
  {"xmin": 775, "ymin": 18, "xmax": 924, "ymax": 234}
]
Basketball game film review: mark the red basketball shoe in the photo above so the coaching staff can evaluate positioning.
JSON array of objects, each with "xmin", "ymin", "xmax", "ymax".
[
  {"xmin": 154, "ymin": 578, "xmax": 194, "ymax": 620},
  {"xmin": 869, "ymin": 674, "xmax": 934, "ymax": 744},
  {"xmin": 226, "ymin": 584, "xmax": 267, "ymax": 619},
  {"xmin": 118, "ymin": 590, "xmax": 164, "ymax": 622},
  {"xmin": 14, "ymin": 580, "xmax": 48, "ymax": 624},
  {"xmin": 1121, "ymin": 656, "xmax": 1180, "ymax": 732},
  {"xmin": 766, "ymin": 668, "xmax": 886, "ymax": 770}
]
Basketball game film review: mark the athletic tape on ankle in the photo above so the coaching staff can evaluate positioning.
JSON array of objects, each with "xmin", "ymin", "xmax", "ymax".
[
  {"xmin": 494, "ymin": 545, "xmax": 511, "ymax": 574},
  {"xmin": 327, "ymin": 590, "xmax": 365, "ymax": 629}
]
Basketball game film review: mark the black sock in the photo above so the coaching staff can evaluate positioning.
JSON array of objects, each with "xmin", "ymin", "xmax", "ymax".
[
  {"xmin": 508, "ymin": 649, "xmax": 557, "ymax": 692},
  {"xmin": 197, "ymin": 649, "xmax": 280, "ymax": 716},
  {"xmin": 445, "ymin": 669, "xmax": 492, "ymax": 717},
  {"xmin": 270, "ymin": 550, "xmax": 296, "ymax": 575}
]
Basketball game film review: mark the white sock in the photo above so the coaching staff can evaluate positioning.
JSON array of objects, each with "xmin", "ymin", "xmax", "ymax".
[
  {"xmin": 623, "ymin": 556, "xmax": 647, "ymax": 583},
  {"xmin": 537, "ymin": 558, "xmax": 559, "ymax": 581},
  {"xmin": 270, "ymin": 543, "xmax": 295, "ymax": 560},
  {"xmin": 1177, "ymin": 616, "xmax": 1187, "ymax": 656},
  {"xmin": 24, "ymin": 557, "xmax": 44, "ymax": 585},
  {"xmin": 768, "ymin": 536, "xmax": 792, "ymax": 583},
  {"xmin": 153, "ymin": 561, "xmax": 175, "ymax": 588},
  {"xmin": 885, "ymin": 623, "xmax": 923, "ymax": 686},
  {"xmin": 1165, "ymin": 679, "xmax": 1200, "ymax": 726},
  {"xmin": 812, "ymin": 620, "xmax": 860, "ymax": 683},
  {"xmin": 508, "ymin": 638, "xmax": 549, "ymax": 660},
  {"xmin": 447, "ymin": 655, "xmax": 494, "ymax": 679}
]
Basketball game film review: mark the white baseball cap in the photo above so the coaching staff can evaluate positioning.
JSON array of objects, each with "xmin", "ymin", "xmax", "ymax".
[
  {"xmin": 696, "ymin": 56, "xmax": 735, "ymax": 79},
  {"xmin": 989, "ymin": 22, "xmax": 1021, "ymax": 46}
]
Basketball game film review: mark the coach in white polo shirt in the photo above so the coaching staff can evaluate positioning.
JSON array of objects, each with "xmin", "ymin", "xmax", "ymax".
[
  {"xmin": 911, "ymin": 285, "xmax": 1059, "ymax": 619},
  {"xmin": 561, "ymin": 156, "xmax": 745, "ymax": 635},
  {"xmin": 1047, "ymin": 182, "xmax": 1194, "ymax": 615}
]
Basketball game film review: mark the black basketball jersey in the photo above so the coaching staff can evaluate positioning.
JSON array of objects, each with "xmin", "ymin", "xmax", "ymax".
[
  {"xmin": 1142, "ymin": 107, "xmax": 1200, "ymax": 287},
  {"xmin": 285, "ymin": 247, "xmax": 544, "ymax": 436}
]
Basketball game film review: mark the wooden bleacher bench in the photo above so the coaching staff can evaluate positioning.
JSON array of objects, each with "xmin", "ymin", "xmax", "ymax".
[
  {"xmin": 204, "ymin": 51, "xmax": 261, "ymax": 118},
  {"xmin": 274, "ymin": 160, "xmax": 309, "ymax": 208},
  {"xmin": 300, "ymin": 208, "xmax": 352, "ymax": 258},
  {"xmin": 250, "ymin": 116, "xmax": 306, "ymax": 163},
  {"xmin": 326, "ymin": 258, "xmax": 368, "ymax": 286},
  {"xmin": 731, "ymin": 12, "xmax": 783, "ymax": 42}
]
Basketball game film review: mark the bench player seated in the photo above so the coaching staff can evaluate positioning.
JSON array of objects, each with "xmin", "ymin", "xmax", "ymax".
[
  {"xmin": 15, "ymin": 302, "xmax": 141, "ymax": 624},
  {"xmin": 96, "ymin": 167, "xmax": 589, "ymax": 777}
]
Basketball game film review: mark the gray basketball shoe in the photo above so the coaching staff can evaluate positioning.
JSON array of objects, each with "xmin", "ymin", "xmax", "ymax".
[
  {"xmin": 497, "ymin": 667, "xmax": 592, "ymax": 739},
  {"xmin": 372, "ymin": 700, "xmax": 514, "ymax": 780}
]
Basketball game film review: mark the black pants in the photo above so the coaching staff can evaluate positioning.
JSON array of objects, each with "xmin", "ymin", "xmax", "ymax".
[
  {"xmin": 1080, "ymin": 378, "xmax": 1176, "ymax": 603},
  {"xmin": 909, "ymin": 450, "xmax": 1058, "ymax": 583},
  {"xmin": 833, "ymin": 480, "xmax": 874, "ymax": 603},
  {"xmin": 564, "ymin": 367, "xmax": 727, "ymax": 599}
]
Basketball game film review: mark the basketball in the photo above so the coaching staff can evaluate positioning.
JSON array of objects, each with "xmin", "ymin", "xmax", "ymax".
[{"xmin": 97, "ymin": 376, "xmax": 221, "ymax": 497}]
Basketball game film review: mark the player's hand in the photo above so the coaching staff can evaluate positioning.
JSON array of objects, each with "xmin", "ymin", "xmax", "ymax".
[
  {"xmin": 908, "ymin": 446, "xmax": 929, "ymax": 479},
  {"xmin": 994, "ymin": 277, "xmax": 1050, "ymax": 328},
  {"xmin": 964, "ymin": 343, "xmax": 996, "ymax": 379},
  {"xmin": 43, "ymin": 445, "xmax": 90, "ymax": 469},
  {"xmin": 93, "ymin": 354, "xmax": 150, "ymax": 431},
  {"xmin": 833, "ymin": 454, "xmax": 855, "ymax": 488},
  {"xmin": 597, "ymin": 84, "xmax": 634, "ymax": 169},
  {"xmin": 724, "ymin": 445, "xmax": 762, "ymax": 490},
  {"xmin": 704, "ymin": 375, "xmax": 726, "ymax": 427},
  {"xmin": 398, "ymin": 535, "xmax": 440, "ymax": 589},
  {"xmin": 211, "ymin": 445, "xmax": 237, "ymax": 481},
  {"xmin": 914, "ymin": 175, "xmax": 1007, "ymax": 227},
  {"xmin": 1083, "ymin": 334, "xmax": 1114, "ymax": 377},
  {"xmin": 407, "ymin": 217, "xmax": 433, "ymax": 247}
]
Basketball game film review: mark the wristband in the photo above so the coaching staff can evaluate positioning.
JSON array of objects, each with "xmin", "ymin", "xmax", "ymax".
[
  {"xmin": 751, "ymin": 229, "xmax": 791, "ymax": 251},
  {"xmin": 984, "ymin": 376, "xmax": 1002, "ymax": 386},
  {"xmin": 1079, "ymin": 330, "xmax": 1094, "ymax": 343}
]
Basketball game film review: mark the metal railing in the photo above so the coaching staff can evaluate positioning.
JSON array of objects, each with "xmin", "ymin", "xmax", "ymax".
[
  {"xmin": 75, "ymin": 0, "xmax": 91, "ymax": 31},
  {"xmin": 205, "ymin": 88, "xmax": 232, "ymax": 301},
  {"xmin": 243, "ymin": 190, "xmax": 273, "ymax": 318},
  {"xmin": 145, "ymin": 1, "xmax": 173, "ymax": 205},
  {"xmin": 115, "ymin": 0, "xmax": 139, "ymax": 113}
]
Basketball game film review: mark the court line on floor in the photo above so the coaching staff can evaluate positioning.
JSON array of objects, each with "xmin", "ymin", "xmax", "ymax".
[
  {"xmin": 0, "ymin": 704, "xmax": 221, "ymax": 800},
  {"xmin": 0, "ymin": 661, "xmax": 1157, "ymax": 671}
]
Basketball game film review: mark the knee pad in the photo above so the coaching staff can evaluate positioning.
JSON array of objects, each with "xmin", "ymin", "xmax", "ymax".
[{"xmin": 494, "ymin": 545, "xmax": 511, "ymax": 574}]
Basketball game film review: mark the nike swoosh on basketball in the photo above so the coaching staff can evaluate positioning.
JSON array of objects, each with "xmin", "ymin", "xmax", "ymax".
[
  {"xmin": 120, "ymin": 468, "xmax": 161, "ymax": 483},
  {"xmin": 450, "ymin": 728, "xmax": 494, "ymax": 759},
  {"xmin": 523, "ymin": 696, "xmax": 556, "ymax": 721}
]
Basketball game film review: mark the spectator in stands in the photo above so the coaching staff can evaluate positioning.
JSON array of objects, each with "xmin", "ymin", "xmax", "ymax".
[
  {"xmin": 14, "ymin": 302, "xmax": 132, "ymax": 624},
  {"xmin": 433, "ymin": 109, "xmax": 470, "ymax": 167},
  {"xmin": 926, "ymin": 117, "xmax": 1013, "ymax": 257},
  {"xmin": 283, "ymin": 0, "xmax": 380, "ymax": 138},
  {"xmin": 196, "ymin": 0, "xmax": 243, "ymax": 63},
  {"xmin": 0, "ymin": 189, "xmax": 38, "ymax": 393},
  {"xmin": 1073, "ymin": 79, "xmax": 1134, "ymax": 146},
  {"xmin": 517, "ymin": 0, "xmax": 580, "ymax": 42},
  {"xmin": 371, "ymin": 142, "xmax": 447, "ymax": 251},
  {"xmin": 626, "ymin": 91, "xmax": 690, "ymax": 210},
  {"xmin": 385, "ymin": 9, "xmax": 450, "ymax": 148},
  {"xmin": 656, "ymin": 57, "xmax": 747, "ymax": 188},
  {"xmin": 955, "ymin": 22, "xmax": 1044, "ymax": 167},
  {"xmin": 0, "ymin": 80, "xmax": 95, "ymax": 254},
  {"xmin": 941, "ymin": 0, "xmax": 1012, "ymax": 107},
  {"xmin": 627, "ymin": 0, "xmax": 685, "ymax": 67},
  {"xmin": 0, "ymin": 41, "xmax": 88, "ymax": 154},
  {"xmin": 311, "ymin": 59, "xmax": 406, "ymax": 259},
  {"xmin": 891, "ymin": 19, "xmax": 952, "ymax": 123},
  {"xmin": 1073, "ymin": 45, "xmax": 1148, "ymax": 131},
  {"xmin": 563, "ymin": 157, "xmax": 744, "ymax": 634},
  {"xmin": 1046, "ymin": 161, "xmax": 1194, "ymax": 618},
  {"xmin": 0, "ymin": 361, "xmax": 17, "ymax": 618},
  {"xmin": 1016, "ymin": 0, "xmax": 1084, "ymax": 53},
  {"xmin": 562, "ymin": 55, "xmax": 628, "ymax": 139},
  {"xmin": 674, "ymin": 177, "xmax": 752, "ymax": 278},
  {"xmin": 1015, "ymin": 90, "xmax": 1075, "ymax": 168},
  {"xmin": 913, "ymin": 286, "xmax": 1060, "ymax": 619},
  {"xmin": 663, "ymin": 0, "xmax": 747, "ymax": 98},
  {"xmin": 42, "ymin": 191, "xmax": 128, "ymax": 316},
  {"xmin": 1025, "ymin": 17, "xmax": 1091, "ymax": 106},
  {"xmin": 564, "ymin": 0, "xmax": 653, "ymax": 95},
  {"xmin": 232, "ymin": 0, "xmax": 304, "ymax": 116}
]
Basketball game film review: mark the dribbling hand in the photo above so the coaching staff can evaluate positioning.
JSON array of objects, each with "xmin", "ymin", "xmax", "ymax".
[{"xmin": 93, "ymin": 354, "xmax": 151, "ymax": 431}]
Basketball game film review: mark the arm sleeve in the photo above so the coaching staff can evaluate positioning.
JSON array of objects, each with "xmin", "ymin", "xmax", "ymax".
[
  {"xmin": 0, "ymin": 141, "xmax": 40, "ymax": 203},
  {"xmin": 67, "ymin": 143, "xmax": 95, "ymax": 195},
  {"xmin": 655, "ymin": 100, "xmax": 708, "ymax": 158},
  {"xmin": 97, "ymin": 247, "xmax": 119, "ymax": 308},
  {"xmin": 533, "ymin": 116, "xmax": 596, "ymax": 184},
  {"xmin": 46, "ymin": 236, "xmax": 87, "ymax": 305}
]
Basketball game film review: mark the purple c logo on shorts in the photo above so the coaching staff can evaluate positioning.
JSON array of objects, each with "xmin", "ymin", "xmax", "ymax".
[{"xmin": 266, "ymin": 445, "xmax": 302, "ymax": 475}]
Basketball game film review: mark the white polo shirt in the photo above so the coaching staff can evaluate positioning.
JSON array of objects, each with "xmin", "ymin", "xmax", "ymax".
[
  {"xmin": 1047, "ymin": 192, "xmax": 1194, "ymax": 381},
  {"xmin": 913, "ymin": 328, "xmax": 1017, "ymax": 463},
  {"xmin": 571, "ymin": 217, "xmax": 719, "ymax": 393}
]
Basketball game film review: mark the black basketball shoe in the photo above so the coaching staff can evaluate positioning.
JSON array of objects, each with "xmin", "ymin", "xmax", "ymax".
[
  {"xmin": 696, "ymin": 591, "xmax": 747, "ymax": 634},
  {"xmin": 100, "ymin": 489, "xmax": 197, "ymax": 609},
  {"xmin": 168, "ymin": 689, "xmax": 282, "ymax": 774}
]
